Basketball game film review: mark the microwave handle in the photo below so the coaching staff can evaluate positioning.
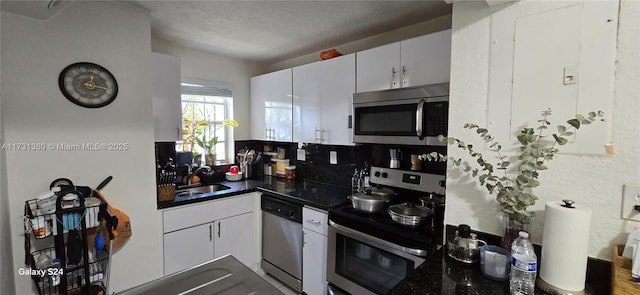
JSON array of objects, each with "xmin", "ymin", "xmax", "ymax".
[{"xmin": 416, "ymin": 98, "xmax": 425, "ymax": 140}]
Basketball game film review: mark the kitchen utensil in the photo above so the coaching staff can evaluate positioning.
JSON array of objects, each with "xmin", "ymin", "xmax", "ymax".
[
  {"xmin": 389, "ymin": 149, "xmax": 402, "ymax": 169},
  {"xmin": 225, "ymin": 172, "xmax": 243, "ymax": 181},
  {"xmin": 348, "ymin": 190, "xmax": 389, "ymax": 214},
  {"xmin": 252, "ymin": 152, "xmax": 262, "ymax": 164},
  {"xmin": 387, "ymin": 203, "xmax": 433, "ymax": 228}
]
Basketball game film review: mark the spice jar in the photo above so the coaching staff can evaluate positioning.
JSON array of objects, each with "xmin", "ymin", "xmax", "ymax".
[
  {"xmin": 285, "ymin": 165, "xmax": 296, "ymax": 180},
  {"xmin": 276, "ymin": 171, "xmax": 286, "ymax": 179}
]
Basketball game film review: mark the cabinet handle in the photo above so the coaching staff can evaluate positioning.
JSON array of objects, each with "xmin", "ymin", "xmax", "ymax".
[
  {"xmin": 315, "ymin": 128, "xmax": 321, "ymax": 143},
  {"xmin": 391, "ymin": 67, "xmax": 398, "ymax": 88},
  {"xmin": 176, "ymin": 124, "xmax": 180, "ymax": 139},
  {"xmin": 306, "ymin": 219, "xmax": 321, "ymax": 226},
  {"xmin": 321, "ymin": 129, "xmax": 326, "ymax": 142},
  {"xmin": 402, "ymin": 65, "xmax": 407, "ymax": 86},
  {"xmin": 209, "ymin": 224, "xmax": 212, "ymax": 241},
  {"xmin": 218, "ymin": 222, "xmax": 221, "ymax": 238},
  {"xmin": 302, "ymin": 231, "xmax": 306, "ymax": 246}
]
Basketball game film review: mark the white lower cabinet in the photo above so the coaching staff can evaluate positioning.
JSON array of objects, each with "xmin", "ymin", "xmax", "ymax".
[
  {"xmin": 163, "ymin": 193, "xmax": 258, "ymax": 275},
  {"xmin": 214, "ymin": 212, "xmax": 255, "ymax": 269},
  {"xmin": 163, "ymin": 222, "xmax": 214, "ymax": 275},
  {"xmin": 302, "ymin": 207, "xmax": 328, "ymax": 295}
]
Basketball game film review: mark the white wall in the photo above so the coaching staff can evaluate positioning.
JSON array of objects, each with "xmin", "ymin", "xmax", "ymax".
[
  {"xmin": 1, "ymin": 1, "xmax": 163, "ymax": 293},
  {"xmin": 447, "ymin": 0, "xmax": 640, "ymax": 260},
  {"xmin": 151, "ymin": 38, "xmax": 268, "ymax": 140},
  {"xmin": 0, "ymin": 14, "xmax": 16, "ymax": 292}
]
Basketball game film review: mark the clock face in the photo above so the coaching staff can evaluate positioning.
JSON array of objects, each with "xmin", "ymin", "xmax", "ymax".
[{"xmin": 58, "ymin": 62, "xmax": 118, "ymax": 108}]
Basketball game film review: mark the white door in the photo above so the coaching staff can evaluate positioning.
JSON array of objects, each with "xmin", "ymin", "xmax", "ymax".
[
  {"xmin": 214, "ymin": 212, "xmax": 256, "ymax": 270},
  {"xmin": 302, "ymin": 228, "xmax": 328, "ymax": 295},
  {"xmin": 152, "ymin": 52, "xmax": 182, "ymax": 141},
  {"xmin": 163, "ymin": 223, "xmax": 214, "ymax": 275},
  {"xmin": 292, "ymin": 61, "xmax": 321, "ymax": 143},
  {"xmin": 400, "ymin": 29, "xmax": 452, "ymax": 87},
  {"xmin": 356, "ymin": 42, "xmax": 401, "ymax": 92},
  {"xmin": 320, "ymin": 54, "xmax": 356, "ymax": 145},
  {"xmin": 250, "ymin": 69, "xmax": 293, "ymax": 141}
]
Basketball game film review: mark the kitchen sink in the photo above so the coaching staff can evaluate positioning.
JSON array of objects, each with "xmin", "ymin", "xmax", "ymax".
[{"xmin": 175, "ymin": 184, "xmax": 231, "ymax": 197}]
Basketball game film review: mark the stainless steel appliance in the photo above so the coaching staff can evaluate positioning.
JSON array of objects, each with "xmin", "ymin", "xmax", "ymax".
[
  {"xmin": 116, "ymin": 255, "xmax": 282, "ymax": 295},
  {"xmin": 261, "ymin": 194, "xmax": 303, "ymax": 292},
  {"xmin": 327, "ymin": 167, "xmax": 445, "ymax": 295},
  {"xmin": 352, "ymin": 83, "xmax": 449, "ymax": 146}
]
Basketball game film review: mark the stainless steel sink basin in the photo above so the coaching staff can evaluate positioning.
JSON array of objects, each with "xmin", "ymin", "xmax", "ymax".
[{"xmin": 176, "ymin": 184, "xmax": 231, "ymax": 197}]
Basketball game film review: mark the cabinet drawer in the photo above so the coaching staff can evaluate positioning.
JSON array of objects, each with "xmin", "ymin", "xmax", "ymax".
[
  {"xmin": 302, "ymin": 207, "xmax": 328, "ymax": 235},
  {"xmin": 163, "ymin": 194, "xmax": 254, "ymax": 233}
]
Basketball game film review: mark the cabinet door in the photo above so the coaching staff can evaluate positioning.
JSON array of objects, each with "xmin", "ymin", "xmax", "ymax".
[
  {"xmin": 214, "ymin": 212, "xmax": 256, "ymax": 270},
  {"xmin": 356, "ymin": 42, "xmax": 401, "ymax": 92},
  {"xmin": 292, "ymin": 62, "xmax": 321, "ymax": 143},
  {"xmin": 320, "ymin": 54, "xmax": 356, "ymax": 145},
  {"xmin": 400, "ymin": 29, "xmax": 452, "ymax": 87},
  {"xmin": 163, "ymin": 223, "xmax": 213, "ymax": 275},
  {"xmin": 302, "ymin": 228, "xmax": 327, "ymax": 295},
  {"xmin": 152, "ymin": 52, "xmax": 182, "ymax": 141},
  {"xmin": 250, "ymin": 69, "xmax": 292, "ymax": 141}
]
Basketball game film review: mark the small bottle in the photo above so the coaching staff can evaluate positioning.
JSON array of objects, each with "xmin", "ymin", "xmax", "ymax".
[
  {"xmin": 363, "ymin": 161, "xmax": 371, "ymax": 188},
  {"xmin": 351, "ymin": 169, "xmax": 360, "ymax": 192},
  {"xmin": 510, "ymin": 231, "xmax": 537, "ymax": 295}
]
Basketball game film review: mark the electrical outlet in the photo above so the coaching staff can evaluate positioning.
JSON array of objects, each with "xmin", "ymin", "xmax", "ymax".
[
  {"xmin": 621, "ymin": 184, "xmax": 640, "ymax": 221},
  {"xmin": 297, "ymin": 149, "xmax": 305, "ymax": 161},
  {"xmin": 329, "ymin": 151, "xmax": 337, "ymax": 165}
]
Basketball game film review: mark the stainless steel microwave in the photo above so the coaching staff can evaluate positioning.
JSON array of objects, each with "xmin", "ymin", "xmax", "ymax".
[{"xmin": 352, "ymin": 83, "xmax": 449, "ymax": 145}]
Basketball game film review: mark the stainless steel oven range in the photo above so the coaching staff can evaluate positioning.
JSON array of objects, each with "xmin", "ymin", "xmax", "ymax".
[{"xmin": 327, "ymin": 167, "xmax": 445, "ymax": 295}]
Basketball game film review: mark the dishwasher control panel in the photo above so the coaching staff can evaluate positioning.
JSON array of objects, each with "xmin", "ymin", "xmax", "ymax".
[{"xmin": 261, "ymin": 194, "xmax": 302, "ymax": 223}]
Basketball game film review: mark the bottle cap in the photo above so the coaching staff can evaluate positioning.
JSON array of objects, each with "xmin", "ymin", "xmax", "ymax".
[{"xmin": 519, "ymin": 231, "xmax": 529, "ymax": 238}]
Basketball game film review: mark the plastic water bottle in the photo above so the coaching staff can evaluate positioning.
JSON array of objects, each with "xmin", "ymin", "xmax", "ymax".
[{"xmin": 510, "ymin": 231, "xmax": 537, "ymax": 295}]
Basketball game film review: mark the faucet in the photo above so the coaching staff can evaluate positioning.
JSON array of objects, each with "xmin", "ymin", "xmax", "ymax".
[{"xmin": 185, "ymin": 164, "xmax": 212, "ymax": 185}]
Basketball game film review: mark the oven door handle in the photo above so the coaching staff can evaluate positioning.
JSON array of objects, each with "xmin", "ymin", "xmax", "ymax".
[
  {"xmin": 329, "ymin": 220, "xmax": 428, "ymax": 257},
  {"xmin": 416, "ymin": 98, "xmax": 425, "ymax": 140}
]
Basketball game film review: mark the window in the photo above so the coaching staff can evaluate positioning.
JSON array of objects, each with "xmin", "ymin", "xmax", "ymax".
[{"xmin": 177, "ymin": 78, "xmax": 234, "ymax": 164}]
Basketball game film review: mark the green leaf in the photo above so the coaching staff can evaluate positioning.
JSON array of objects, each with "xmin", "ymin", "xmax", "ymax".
[
  {"xmin": 447, "ymin": 137, "xmax": 456, "ymax": 145},
  {"xmin": 500, "ymin": 161, "xmax": 510, "ymax": 168},
  {"xmin": 564, "ymin": 132, "xmax": 574, "ymax": 136},
  {"xmin": 479, "ymin": 174, "xmax": 488, "ymax": 185},
  {"xmin": 552, "ymin": 134, "xmax": 568, "ymax": 145},
  {"xmin": 581, "ymin": 119, "xmax": 591, "ymax": 125},
  {"xmin": 567, "ymin": 119, "xmax": 580, "ymax": 129},
  {"xmin": 486, "ymin": 184, "xmax": 495, "ymax": 193},
  {"xmin": 557, "ymin": 125, "xmax": 566, "ymax": 134},
  {"xmin": 588, "ymin": 112, "xmax": 597, "ymax": 118},
  {"xmin": 527, "ymin": 179, "xmax": 540, "ymax": 187},
  {"xmin": 438, "ymin": 135, "xmax": 445, "ymax": 142},
  {"xmin": 472, "ymin": 169, "xmax": 478, "ymax": 177}
]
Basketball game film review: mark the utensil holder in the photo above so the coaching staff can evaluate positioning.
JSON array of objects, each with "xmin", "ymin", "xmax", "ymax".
[{"xmin": 612, "ymin": 245, "xmax": 640, "ymax": 295}]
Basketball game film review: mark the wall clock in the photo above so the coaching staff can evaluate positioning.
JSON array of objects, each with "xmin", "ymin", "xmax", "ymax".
[{"xmin": 58, "ymin": 62, "xmax": 118, "ymax": 108}]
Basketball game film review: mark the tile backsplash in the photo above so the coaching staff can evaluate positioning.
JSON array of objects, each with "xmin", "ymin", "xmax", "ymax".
[{"xmin": 235, "ymin": 140, "xmax": 446, "ymax": 188}]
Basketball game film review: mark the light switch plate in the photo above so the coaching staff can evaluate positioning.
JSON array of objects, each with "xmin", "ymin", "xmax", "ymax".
[
  {"xmin": 297, "ymin": 149, "xmax": 305, "ymax": 161},
  {"xmin": 621, "ymin": 184, "xmax": 640, "ymax": 221},
  {"xmin": 329, "ymin": 151, "xmax": 337, "ymax": 165}
]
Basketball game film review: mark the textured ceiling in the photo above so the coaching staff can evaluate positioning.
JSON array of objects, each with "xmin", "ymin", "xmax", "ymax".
[{"xmin": 133, "ymin": 1, "xmax": 452, "ymax": 63}]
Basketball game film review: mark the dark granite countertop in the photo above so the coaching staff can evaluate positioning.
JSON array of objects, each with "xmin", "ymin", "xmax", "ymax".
[
  {"xmin": 390, "ymin": 248, "xmax": 599, "ymax": 295},
  {"xmin": 157, "ymin": 177, "xmax": 351, "ymax": 211}
]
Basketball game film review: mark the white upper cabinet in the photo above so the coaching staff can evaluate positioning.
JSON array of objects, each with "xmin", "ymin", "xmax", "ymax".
[
  {"xmin": 250, "ymin": 69, "xmax": 293, "ymax": 142},
  {"xmin": 356, "ymin": 29, "xmax": 451, "ymax": 92},
  {"xmin": 152, "ymin": 52, "xmax": 182, "ymax": 142},
  {"xmin": 293, "ymin": 54, "xmax": 355, "ymax": 145}
]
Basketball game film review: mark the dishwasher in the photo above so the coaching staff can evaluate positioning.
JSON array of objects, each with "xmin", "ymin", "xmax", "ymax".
[{"xmin": 261, "ymin": 194, "xmax": 303, "ymax": 292}]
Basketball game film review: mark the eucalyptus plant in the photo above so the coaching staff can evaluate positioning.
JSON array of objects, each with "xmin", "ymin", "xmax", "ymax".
[{"xmin": 420, "ymin": 109, "xmax": 605, "ymax": 217}]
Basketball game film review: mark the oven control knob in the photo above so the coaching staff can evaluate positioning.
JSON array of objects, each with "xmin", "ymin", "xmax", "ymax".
[
  {"xmin": 381, "ymin": 172, "xmax": 388, "ymax": 178},
  {"xmin": 374, "ymin": 171, "xmax": 381, "ymax": 177}
]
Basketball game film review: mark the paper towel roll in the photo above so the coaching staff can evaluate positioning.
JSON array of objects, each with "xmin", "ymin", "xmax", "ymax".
[{"xmin": 539, "ymin": 200, "xmax": 592, "ymax": 292}]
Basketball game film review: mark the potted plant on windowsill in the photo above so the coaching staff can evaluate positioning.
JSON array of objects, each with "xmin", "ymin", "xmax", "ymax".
[
  {"xmin": 195, "ymin": 119, "xmax": 239, "ymax": 166},
  {"xmin": 420, "ymin": 109, "xmax": 605, "ymax": 248}
]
